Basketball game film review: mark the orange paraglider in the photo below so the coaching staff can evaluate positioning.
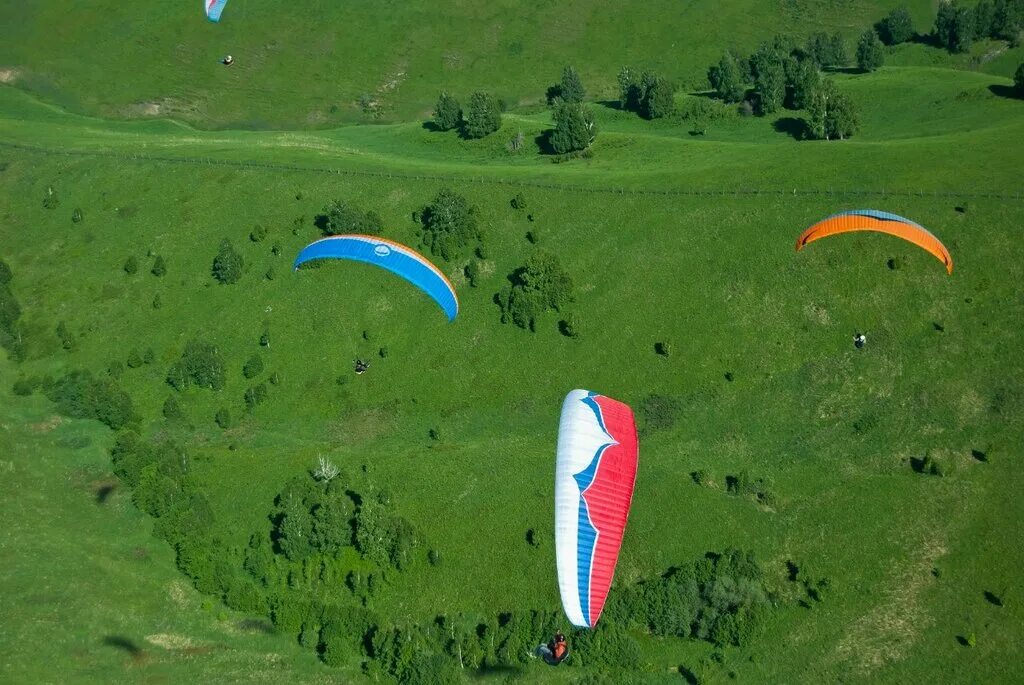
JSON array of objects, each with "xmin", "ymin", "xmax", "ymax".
[{"xmin": 796, "ymin": 210, "xmax": 953, "ymax": 274}]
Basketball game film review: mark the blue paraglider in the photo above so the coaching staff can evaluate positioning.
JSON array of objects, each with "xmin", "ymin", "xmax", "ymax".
[{"xmin": 293, "ymin": 235, "xmax": 459, "ymax": 322}]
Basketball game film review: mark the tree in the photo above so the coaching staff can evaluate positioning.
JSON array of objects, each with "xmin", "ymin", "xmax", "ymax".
[
  {"xmin": 750, "ymin": 46, "xmax": 786, "ymax": 114},
  {"xmin": 318, "ymin": 200, "xmax": 383, "ymax": 236},
  {"xmin": 790, "ymin": 59, "xmax": 821, "ymax": 109},
  {"xmin": 935, "ymin": 1, "xmax": 975, "ymax": 53},
  {"xmin": 550, "ymin": 102, "xmax": 597, "ymax": 153},
  {"xmin": 419, "ymin": 189, "xmax": 482, "ymax": 261},
  {"xmin": 806, "ymin": 79, "xmax": 859, "ymax": 140},
  {"xmin": 463, "ymin": 91, "xmax": 502, "ymax": 139},
  {"xmin": 163, "ymin": 395, "xmax": 184, "ymax": 421},
  {"xmin": 244, "ymin": 383, "xmax": 268, "ymax": 410},
  {"xmin": 215, "ymin": 407, "xmax": 233, "ymax": 429},
  {"xmin": 558, "ymin": 65, "xmax": 585, "ymax": 103},
  {"xmin": 496, "ymin": 251, "xmax": 575, "ymax": 331},
  {"xmin": 708, "ymin": 52, "xmax": 747, "ymax": 103},
  {"xmin": 807, "ymin": 32, "xmax": 848, "ymax": 67},
  {"xmin": 124, "ymin": 256, "xmax": 138, "ymax": 275},
  {"xmin": 45, "ymin": 370, "xmax": 136, "ymax": 430},
  {"xmin": 212, "ymin": 239, "xmax": 243, "ymax": 284},
  {"xmin": 877, "ymin": 6, "xmax": 915, "ymax": 45},
  {"xmin": 243, "ymin": 354, "xmax": 264, "ymax": 379},
  {"xmin": 433, "ymin": 92, "xmax": 461, "ymax": 131},
  {"xmin": 167, "ymin": 339, "xmax": 226, "ymax": 391},
  {"xmin": 617, "ymin": 66, "xmax": 641, "ymax": 110},
  {"xmin": 151, "ymin": 255, "xmax": 167, "ymax": 277},
  {"xmin": 641, "ymin": 77, "xmax": 675, "ymax": 119},
  {"xmin": 992, "ymin": 0, "xmax": 1024, "ymax": 41},
  {"xmin": 1015, "ymin": 62, "xmax": 1024, "ymax": 96},
  {"xmin": 0, "ymin": 259, "xmax": 11, "ymax": 285},
  {"xmin": 856, "ymin": 30, "xmax": 885, "ymax": 72},
  {"xmin": 974, "ymin": 0, "xmax": 995, "ymax": 39}
]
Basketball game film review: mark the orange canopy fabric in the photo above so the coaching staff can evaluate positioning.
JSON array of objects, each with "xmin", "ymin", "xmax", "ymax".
[{"xmin": 796, "ymin": 210, "xmax": 953, "ymax": 274}]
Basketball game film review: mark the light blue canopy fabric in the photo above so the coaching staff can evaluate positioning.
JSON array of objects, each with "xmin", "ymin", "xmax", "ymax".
[{"xmin": 293, "ymin": 235, "xmax": 458, "ymax": 321}]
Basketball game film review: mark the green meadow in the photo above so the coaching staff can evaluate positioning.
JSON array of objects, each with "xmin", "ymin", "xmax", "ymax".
[{"xmin": 1, "ymin": 1, "xmax": 1023, "ymax": 683}]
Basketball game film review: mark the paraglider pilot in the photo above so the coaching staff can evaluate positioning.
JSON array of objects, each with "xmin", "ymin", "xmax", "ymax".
[
  {"xmin": 354, "ymin": 359, "xmax": 370, "ymax": 375},
  {"xmin": 854, "ymin": 332, "xmax": 866, "ymax": 349},
  {"xmin": 222, "ymin": 55, "xmax": 234, "ymax": 66},
  {"xmin": 536, "ymin": 630, "xmax": 568, "ymax": 665}
]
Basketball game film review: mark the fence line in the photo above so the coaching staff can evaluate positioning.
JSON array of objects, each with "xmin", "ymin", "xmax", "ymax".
[{"xmin": 2, "ymin": 141, "xmax": 1021, "ymax": 203}]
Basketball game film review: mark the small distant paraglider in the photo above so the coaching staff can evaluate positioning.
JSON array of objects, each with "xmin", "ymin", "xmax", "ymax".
[
  {"xmin": 796, "ymin": 210, "xmax": 953, "ymax": 274},
  {"xmin": 222, "ymin": 55, "xmax": 234, "ymax": 66},
  {"xmin": 293, "ymin": 235, "xmax": 459, "ymax": 321},
  {"xmin": 555, "ymin": 390, "xmax": 638, "ymax": 629},
  {"xmin": 205, "ymin": 0, "xmax": 229, "ymax": 22}
]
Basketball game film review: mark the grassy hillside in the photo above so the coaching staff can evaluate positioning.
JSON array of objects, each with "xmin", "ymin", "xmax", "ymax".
[
  {"xmin": 4, "ymin": 1, "xmax": 1011, "ymax": 128},
  {"xmin": 2, "ymin": 0, "xmax": 1024, "ymax": 681}
]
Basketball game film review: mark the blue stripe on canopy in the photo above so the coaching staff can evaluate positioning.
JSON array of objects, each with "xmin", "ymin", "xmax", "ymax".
[
  {"xmin": 206, "ymin": 0, "xmax": 228, "ymax": 22},
  {"xmin": 293, "ymin": 235, "xmax": 458, "ymax": 322}
]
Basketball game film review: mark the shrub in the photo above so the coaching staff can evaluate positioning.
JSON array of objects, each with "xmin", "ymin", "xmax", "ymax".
[
  {"xmin": 559, "ymin": 313, "xmax": 580, "ymax": 339},
  {"xmin": 692, "ymin": 469, "xmax": 711, "ymax": 486},
  {"xmin": 419, "ymin": 189, "xmax": 482, "ymax": 261},
  {"xmin": 244, "ymin": 383, "xmax": 268, "ymax": 410},
  {"xmin": 124, "ymin": 256, "xmax": 139, "ymax": 275},
  {"xmin": 0, "ymin": 259, "xmax": 11, "ymax": 285},
  {"xmin": 317, "ymin": 200, "xmax": 383, "ymax": 236},
  {"xmin": 639, "ymin": 394, "xmax": 680, "ymax": 433},
  {"xmin": 496, "ymin": 251, "xmax": 575, "ymax": 331},
  {"xmin": 215, "ymin": 407, "xmax": 233, "ymax": 429},
  {"xmin": 44, "ymin": 370, "xmax": 136, "ymax": 430},
  {"xmin": 655, "ymin": 340, "xmax": 672, "ymax": 356},
  {"xmin": 250, "ymin": 224, "xmax": 268, "ymax": 242},
  {"xmin": 72, "ymin": 208, "xmax": 84, "ymax": 223},
  {"xmin": 463, "ymin": 91, "xmax": 502, "ymax": 139},
  {"xmin": 641, "ymin": 77, "xmax": 675, "ymax": 119},
  {"xmin": 269, "ymin": 371, "xmax": 281, "ymax": 385},
  {"xmin": 143, "ymin": 348, "xmax": 155, "ymax": 365},
  {"xmin": 13, "ymin": 378, "xmax": 35, "ymax": 396},
  {"xmin": 163, "ymin": 395, "xmax": 184, "ymax": 421},
  {"xmin": 428, "ymin": 549, "xmax": 442, "ymax": 566},
  {"xmin": 151, "ymin": 255, "xmax": 167, "ymax": 277},
  {"xmin": 108, "ymin": 360, "xmax": 125, "ymax": 379},
  {"xmin": 167, "ymin": 339, "xmax": 226, "ymax": 391},
  {"xmin": 465, "ymin": 260, "xmax": 481, "ymax": 287},
  {"xmin": 259, "ymin": 329, "xmax": 271, "ymax": 347},
  {"xmin": 433, "ymin": 92, "xmax": 462, "ymax": 131},
  {"xmin": 56, "ymin": 321, "xmax": 75, "ymax": 351},
  {"xmin": 242, "ymin": 355, "xmax": 264, "ymax": 379},
  {"xmin": 127, "ymin": 350, "xmax": 144, "ymax": 368},
  {"xmin": 152, "ymin": 293, "xmax": 162, "ymax": 309},
  {"xmin": 510, "ymin": 192, "xmax": 526, "ymax": 211},
  {"xmin": 935, "ymin": 1, "xmax": 975, "ymax": 53},
  {"xmin": 212, "ymin": 239, "xmax": 244, "ymax": 284},
  {"xmin": 378, "ymin": 346, "xmax": 388, "ymax": 359},
  {"xmin": 428, "ymin": 427, "xmax": 442, "ymax": 441},
  {"xmin": 43, "ymin": 186, "xmax": 59, "ymax": 209}
]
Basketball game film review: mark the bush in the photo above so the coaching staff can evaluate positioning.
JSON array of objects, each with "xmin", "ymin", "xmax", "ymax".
[
  {"xmin": 317, "ymin": 200, "xmax": 383, "ymax": 236},
  {"xmin": 510, "ymin": 192, "xmax": 526, "ymax": 211},
  {"xmin": 419, "ymin": 189, "xmax": 482, "ymax": 261},
  {"xmin": 107, "ymin": 360, "xmax": 125, "ymax": 379},
  {"xmin": 250, "ymin": 224, "xmax": 268, "ymax": 242},
  {"xmin": 242, "ymin": 355, "xmax": 264, "ymax": 379},
  {"xmin": 0, "ymin": 280, "xmax": 24, "ymax": 361},
  {"xmin": 378, "ymin": 346, "xmax": 388, "ymax": 358},
  {"xmin": 152, "ymin": 293, "xmax": 162, "ymax": 309},
  {"xmin": 428, "ymin": 549, "xmax": 442, "ymax": 566},
  {"xmin": 167, "ymin": 339, "xmax": 226, "ymax": 391},
  {"xmin": 151, "ymin": 255, "xmax": 167, "ymax": 277},
  {"xmin": 13, "ymin": 378, "xmax": 35, "ymax": 396},
  {"xmin": 463, "ymin": 91, "xmax": 502, "ymax": 139},
  {"xmin": 708, "ymin": 52, "xmax": 747, "ymax": 104},
  {"xmin": 43, "ymin": 186, "xmax": 59, "ymax": 210},
  {"xmin": 640, "ymin": 394, "xmax": 681, "ymax": 433},
  {"xmin": 143, "ymin": 348, "xmax": 155, "ymax": 365},
  {"xmin": 72, "ymin": 208, "xmax": 84, "ymax": 224},
  {"xmin": 496, "ymin": 251, "xmax": 575, "ymax": 331},
  {"xmin": 465, "ymin": 260, "xmax": 481, "ymax": 287},
  {"xmin": 244, "ymin": 383, "xmax": 268, "ymax": 410},
  {"xmin": 212, "ymin": 239, "xmax": 244, "ymax": 284},
  {"xmin": 56, "ymin": 321, "xmax": 75, "ymax": 351},
  {"xmin": 641, "ymin": 77, "xmax": 675, "ymax": 119},
  {"xmin": 215, "ymin": 407, "xmax": 233, "ymax": 429},
  {"xmin": 0, "ymin": 259, "xmax": 11, "ymax": 285},
  {"xmin": 655, "ymin": 340, "xmax": 672, "ymax": 356},
  {"xmin": 877, "ymin": 5, "xmax": 915, "ymax": 45},
  {"xmin": 559, "ymin": 313, "xmax": 580, "ymax": 339},
  {"xmin": 124, "ymin": 256, "xmax": 138, "ymax": 275},
  {"xmin": 127, "ymin": 350, "xmax": 144, "ymax": 368},
  {"xmin": 163, "ymin": 395, "xmax": 184, "ymax": 421},
  {"xmin": 45, "ymin": 370, "xmax": 137, "ymax": 430},
  {"xmin": 433, "ymin": 92, "xmax": 462, "ymax": 131},
  {"xmin": 269, "ymin": 371, "xmax": 281, "ymax": 385}
]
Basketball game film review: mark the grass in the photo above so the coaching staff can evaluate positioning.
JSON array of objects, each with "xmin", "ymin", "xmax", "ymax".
[{"xmin": 1, "ymin": 2, "xmax": 1023, "ymax": 682}]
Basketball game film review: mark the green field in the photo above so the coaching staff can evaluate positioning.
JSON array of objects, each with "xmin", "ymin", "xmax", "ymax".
[{"xmin": 2, "ymin": 1, "xmax": 1023, "ymax": 683}]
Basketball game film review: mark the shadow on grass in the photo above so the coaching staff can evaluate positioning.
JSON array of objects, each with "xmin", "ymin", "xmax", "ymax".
[
  {"xmin": 102, "ymin": 635, "xmax": 143, "ymax": 656},
  {"xmin": 95, "ymin": 483, "xmax": 116, "ymax": 504},
  {"xmin": 238, "ymin": 618, "xmax": 276, "ymax": 634},
  {"xmin": 955, "ymin": 635, "xmax": 971, "ymax": 646},
  {"xmin": 679, "ymin": 665, "xmax": 700, "ymax": 684},
  {"xmin": 773, "ymin": 117, "xmax": 806, "ymax": 139},
  {"xmin": 988, "ymin": 84, "xmax": 1020, "ymax": 99},
  {"xmin": 983, "ymin": 590, "xmax": 1003, "ymax": 607},
  {"xmin": 533, "ymin": 130, "xmax": 556, "ymax": 155},
  {"xmin": 594, "ymin": 99, "xmax": 623, "ymax": 110},
  {"xmin": 421, "ymin": 121, "xmax": 442, "ymax": 132}
]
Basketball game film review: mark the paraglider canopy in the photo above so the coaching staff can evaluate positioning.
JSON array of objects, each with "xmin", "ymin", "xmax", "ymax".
[
  {"xmin": 205, "ymin": 0, "xmax": 229, "ymax": 22},
  {"xmin": 293, "ymin": 235, "xmax": 458, "ymax": 321},
  {"xmin": 796, "ymin": 210, "xmax": 953, "ymax": 274}
]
